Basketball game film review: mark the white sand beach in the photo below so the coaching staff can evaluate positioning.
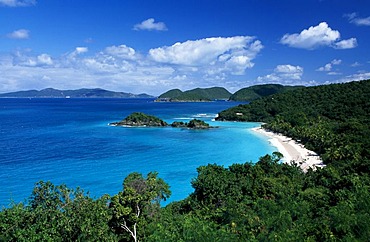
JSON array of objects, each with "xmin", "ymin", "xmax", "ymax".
[{"xmin": 252, "ymin": 127, "xmax": 325, "ymax": 172}]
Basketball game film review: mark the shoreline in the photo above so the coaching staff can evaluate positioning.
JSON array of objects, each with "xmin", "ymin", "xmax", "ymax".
[{"xmin": 251, "ymin": 126, "xmax": 325, "ymax": 172}]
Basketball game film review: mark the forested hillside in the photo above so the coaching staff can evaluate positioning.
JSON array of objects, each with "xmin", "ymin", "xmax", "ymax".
[
  {"xmin": 229, "ymin": 84, "xmax": 304, "ymax": 101},
  {"xmin": 217, "ymin": 80, "xmax": 370, "ymax": 164},
  {"xmin": 1, "ymin": 80, "xmax": 369, "ymax": 241},
  {"xmin": 158, "ymin": 87, "xmax": 231, "ymax": 101}
]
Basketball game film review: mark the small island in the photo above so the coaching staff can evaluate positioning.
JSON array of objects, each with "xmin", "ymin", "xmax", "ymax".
[
  {"xmin": 171, "ymin": 119, "xmax": 213, "ymax": 129},
  {"xmin": 109, "ymin": 112, "xmax": 168, "ymax": 127},
  {"xmin": 110, "ymin": 112, "xmax": 216, "ymax": 129}
]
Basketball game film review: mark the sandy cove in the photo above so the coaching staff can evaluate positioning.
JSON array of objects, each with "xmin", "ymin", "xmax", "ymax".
[{"xmin": 251, "ymin": 127, "xmax": 326, "ymax": 172}]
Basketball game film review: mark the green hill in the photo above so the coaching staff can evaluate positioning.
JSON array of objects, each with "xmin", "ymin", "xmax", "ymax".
[
  {"xmin": 158, "ymin": 87, "xmax": 231, "ymax": 101},
  {"xmin": 158, "ymin": 89, "xmax": 183, "ymax": 99},
  {"xmin": 229, "ymin": 84, "xmax": 304, "ymax": 101}
]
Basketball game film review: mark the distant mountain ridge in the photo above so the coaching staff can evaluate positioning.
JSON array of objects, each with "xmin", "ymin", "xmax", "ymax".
[
  {"xmin": 158, "ymin": 84, "xmax": 305, "ymax": 102},
  {"xmin": 1, "ymin": 84, "xmax": 305, "ymax": 100},
  {"xmin": 0, "ymin": 88, "xmax": 153, "ymax": 98},
  {"xmin": 158, "ymin": 87, "xmax": 232, "ymax": 101}
]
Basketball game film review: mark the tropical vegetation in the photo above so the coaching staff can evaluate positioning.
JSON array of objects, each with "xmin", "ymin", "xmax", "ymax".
[{"xmin": 216, "ymin": 80, "xmax": 370, "ymax": 164}]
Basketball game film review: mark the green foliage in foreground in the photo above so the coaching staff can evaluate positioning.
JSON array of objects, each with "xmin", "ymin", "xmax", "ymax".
[
  {"xmin": 0, "ymin": 173, "xmax": 171, "ymax": 242},
  {"xmin": 154, "ymin": 154, "xmax": 370, "ymax": 241},
  {"xmin": 1, "ymin": 153, "xmax": 369, "ymax": 241},
  {"xmin": 109, "ymin": 172, "xmax": 171, "ymax": 242},
  {"xmin": 0, "ymin": 181, "xmax": 116, "ymax": 241}
]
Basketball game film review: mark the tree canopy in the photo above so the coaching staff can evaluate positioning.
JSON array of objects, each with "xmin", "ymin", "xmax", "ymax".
[{"xmin": 109, "ymin": 172, "xmax": 171, "ymax": 242}]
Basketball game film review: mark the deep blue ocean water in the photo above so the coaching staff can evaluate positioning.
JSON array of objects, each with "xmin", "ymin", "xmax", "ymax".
[{"xmin": 0, "ymin": 98, "xmax": 276, "ymax": 207}]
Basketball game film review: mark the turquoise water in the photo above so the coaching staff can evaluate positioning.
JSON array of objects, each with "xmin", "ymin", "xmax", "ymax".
[{"xmin": 0, "ymin": 98, "xmax": 276, "ymax": 207}]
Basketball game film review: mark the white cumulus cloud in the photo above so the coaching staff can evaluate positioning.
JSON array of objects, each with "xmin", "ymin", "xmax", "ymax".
[
  {"xmin": 280, "ymin": 22, "xmax": 357, "ymax": 50},
  {"xmin": 334, "ymin": 38, "xmax": 358, "ymax": 49},
  {"xmin": 257, "ymin": 64, "xmax": 304, "ymax": 84},
  {"xmin": 104, "ymin": 45, "xmax": 137, "ymax": 60},
  {"xmin": 0, "ymin": 0, "xmax": 35, "ymax": 7},
  {"xmin": 274, "ymin": 64, "xmax": 303, "ymax": 80},
  {"xmin": 133, "ymin": 18, "xmax": 168, "ymax": 31},
  {"xmin": 37, "ymin": 54, "xmax": 53, "ymax": 65},
  {"xmin": 331, "ymin": 59, "xmax": 342, "ymax": 65},
  {"xmin": 149, "ymin": 36, "xmax": 263, "ymax": 75},
  {"xmin": 67, "ymin": 47, "xmax": 88, "ymax": 58},
  {"xmin": 62, "ymin": 47, "xmax": 88, "ymax": 66},
  {"xmin": 317, "ymin": 59, "xmax": 342, "ymax": 72},
  {"xmin": 12, "ymin": 50, "xmax": 53, "ymax": 67},
  {"xmin": 6, "ymin": 29, "xmax": 30, "ymax": 39}
]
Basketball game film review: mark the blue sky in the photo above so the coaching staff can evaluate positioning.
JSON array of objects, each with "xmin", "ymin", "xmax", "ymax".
[{"xmin": 1, "ymin": 0, "xmax": 369, "ymax": 95}]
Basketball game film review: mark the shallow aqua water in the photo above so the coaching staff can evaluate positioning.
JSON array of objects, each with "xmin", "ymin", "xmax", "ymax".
[{"xmin": 0, "ymin": 98, "xmax": 276, "ymax": 207}]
